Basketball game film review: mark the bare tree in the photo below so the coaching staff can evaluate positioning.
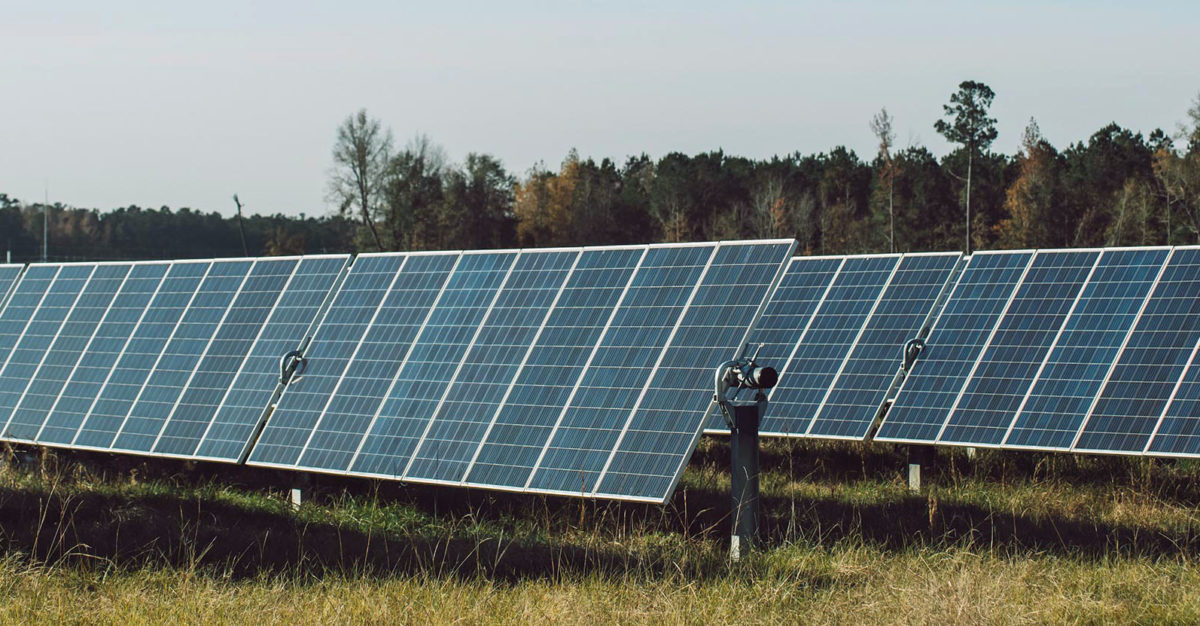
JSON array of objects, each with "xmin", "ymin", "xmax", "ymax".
[
  {"xmin": 870, "ymin": 107, "xmax": 897, "ymax": 252},
  {"xmin": 329, "ymin": 109, "xmax": 392, "ymax": 251}
]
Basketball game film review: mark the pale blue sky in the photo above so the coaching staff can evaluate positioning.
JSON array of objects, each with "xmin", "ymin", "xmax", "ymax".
[{"xmin": 3, "ymin": 1, "xmax": 1197, "ymax": 217}]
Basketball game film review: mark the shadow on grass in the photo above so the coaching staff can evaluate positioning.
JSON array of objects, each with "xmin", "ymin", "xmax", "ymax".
[{"xmin": 1, "ymin": 440, "xmax": 1199, "ymax": 581}]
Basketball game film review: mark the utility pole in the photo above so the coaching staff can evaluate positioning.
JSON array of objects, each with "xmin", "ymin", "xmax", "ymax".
[
  {"xmin": 43, "ymin": 182, "xmax": 48, "ymax": 262},
  {"xmin": 233, "ymin": 194, "xmax": 249, "ymax": 256}
]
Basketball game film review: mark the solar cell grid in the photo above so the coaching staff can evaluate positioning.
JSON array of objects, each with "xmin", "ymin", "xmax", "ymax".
[
  {"xmin": 73, "ymin": 261, "xmax": 212, "ymax": 449},
  {"xmin": 4, "ymin": 263, "xmax": 132, "ymax": 441},
  {"xmin": 0, "ymin": 264, "xmax": 95, "ymax": 439},
  {"xmin": 1002, "ymin": 248, "xmax": 1170, "ymax": 450},
  {"xmin": 1073, "ymin": 247, "xmax": 1200, "ymax": 453},
  {"xmin": 805, "ymin": 252, "xmax": 960, "ymax": 440},
  {"xmin": 248, "ymin": 254, "xmax": 410, "ymax": 466},
  {"xmin": 0, "ymin": 265, "xmax": 22, "ymax": 312},
  {"xmin": 194, "ymin": 255, "xmax": 349, "ymax": 462},
  {"xmin": 874, "ymin": 251, "xmax": 1035, "ymax": 443},
  {"xmin": 38, "ymin": 263, "xmax": 171, "ymax": 446},
  {"xmin": 764, "ymin": 255, "xmax": 902, "ymax": 435},
  {"xmin": 526, "ymin": 243, "xmax": 717, "ymax": 496},
  {"xmin": 340, "ymin": 251, "xmax": 516, "ymax": 476},
  {"xmin": 1147, "ymin": 335, "xmax": 1200, "ymax": 456},
  {"xmin": 110, "ymin": 260, "xmax": 253, "ymax": 453},
  {"xmin": 935, "ymin": 249, "xmax": 1100, "ymax": 447},
  {"xmin": 706, "ymin": 255, "xmax": 844, "ymax": 432},
  {"xmin": 402, "ymin": 249, "xmax": 580, "ymax": 484},
  {"xmin": 151, "ymin": 258, "xmax": 299, "ymax": 457},
  {"xmin": 464, "ymin": 246, "xmax": 646, "ymax": 490},
  {"xmin": 594, "ymin": 240, "xmax": 794, "ymax": 500}
]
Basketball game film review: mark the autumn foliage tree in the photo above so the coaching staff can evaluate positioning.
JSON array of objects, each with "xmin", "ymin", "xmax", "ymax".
[{"xmin": 996, "ymin": 118, "xmax": 1058, "ymax": 248}]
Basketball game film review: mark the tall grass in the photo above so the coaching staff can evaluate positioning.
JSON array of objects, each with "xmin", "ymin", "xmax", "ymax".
[{"xmin": 1, "ymin": 440, "xmax": 1198, "ymax": 623}]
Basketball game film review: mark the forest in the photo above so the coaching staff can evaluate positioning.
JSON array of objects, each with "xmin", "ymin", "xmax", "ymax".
[{"xmin": 3, "ymin": 82, "xmax": 1199, "ymax": 263}]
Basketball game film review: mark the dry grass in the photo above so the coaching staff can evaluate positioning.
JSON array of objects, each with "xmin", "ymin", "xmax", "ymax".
[{"xmin": 1, "ymin": 441, "xmax": 1199, "ymax": 624}]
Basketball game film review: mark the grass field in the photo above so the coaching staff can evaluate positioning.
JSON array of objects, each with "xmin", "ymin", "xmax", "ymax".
[{"xmin": 2, "ymin": 439, "xmax": 1200, "ymax": 624}]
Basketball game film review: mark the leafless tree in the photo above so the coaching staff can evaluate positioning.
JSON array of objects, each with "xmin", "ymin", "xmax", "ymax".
[{"xmin": 329, "ymin": 109, "xmax": 392, "ymax": 250}]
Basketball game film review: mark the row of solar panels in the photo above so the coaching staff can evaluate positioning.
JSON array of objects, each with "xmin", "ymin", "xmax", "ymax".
[
  {"xmin": 725, "ymin": 246, "xmax": 1200, "ymax": 457},
  {"xmin": 877, "ymin": 247, "xmax": 1200, "ymax": 457},
  {"xmin": 4, "ymin": 243, "xmax": 1200, "ymax": 505},
  {"xmin": 0, "ymin": 241, "xmax": 796, "ymax": 504}
]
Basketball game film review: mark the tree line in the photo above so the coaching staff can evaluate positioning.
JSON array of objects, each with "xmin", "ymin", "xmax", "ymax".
[{"xmin": 3, "ymin": 81, "xmax": 1199, "ymax": 263}]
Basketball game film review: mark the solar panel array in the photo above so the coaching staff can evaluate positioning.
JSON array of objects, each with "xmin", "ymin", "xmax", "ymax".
[
  {"xmin": 249, "ymin": 241, "xmax": 796, "ymax": 503},
  {"xmin": 874, "ymin": 247, "xmax": 1200, "ymax": 457},
  {"xmin": 9, "ymin": 242, "xmax": 1200, "ymax": 504},
  {"xmin": 0, "ymin": 256, "xmax": 350, "ymax": 462}
]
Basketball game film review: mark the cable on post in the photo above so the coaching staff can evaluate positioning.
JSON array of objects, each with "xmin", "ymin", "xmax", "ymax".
[
  {"xmin": 902, "ymin": 338, "xmax": 926, "ymax": 372},
  {"xmin": 279, "ymin": 350, "xmax": 307, "ymax": 385}
]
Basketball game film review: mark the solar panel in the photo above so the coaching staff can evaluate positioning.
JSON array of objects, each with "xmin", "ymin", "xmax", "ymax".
[
  {"xmin": 73, "ymin": 261, "xmax": 211, "ymax": 449},
  {"xmin": 1073, "ymin": 247, "xmax": 1200, "ymax": 453},
  {"xmin": 37, "ymin": 263, "xmax": 171, "ymax": 445},
  {"xmin": 0, "ymin": 264, "xmax": 96, "ymax": 439},
  {"xmin": 934, "ymin": 249, "xmax": 1101, "ymax": 447},
  {"xmin": 193, "ymin": 255, "xmax": 349, "ymax": 462},
  {"xmin": 312, "ymin": 250, "xmax": 513, "ymax": 474},
  {"xmin": 109, "ymin": 260, "xmax": 254, "ymax": 453},
  {"xmin": 150, "ymin": 257, "xmax": 300, "ymax": 457},
  {"xmin": 525, "ymin": 243, "xmax": 718, "ymax": 497},
  {"xmin": 248, "ymin": 254, "xmax": 414, "ymax": 466},
  {"xmin": 761, "ymin": 255, "xmax": 902, "ymax": 435},
  {"xmin": 0, "ymin": 266, "xmax": 59, "ymax": 374},
  {"xmin": 874, "ymin": 251, "xmax": 1034, "ymax": 443},
  {"xmin": 804, "ymin": 252, "xmax": 961, "ymax": 440},
  {"xmin": 1002, "ymin": 248, "xmax": 1170, "ymax": 450},
  {"xmin": 3, "ymin": 263, "xmax": 133, "ymax": 441},
  {"xmin": 464, "ymin": 247, "xmax": 644, "ymax": 490},
  {"xmin": 1146, "ymin": 335, "xmax": 1200, "ymax": 456},
  {"xmin": 402, "ymin": 249, "xmax": 579, "ymax": 484},
  {"xmin": 0, "ymin": 265, "xmax": 23, "ymax": 312},
  {"xmin": 593, "ymin": 240, "xmax": 794, "ymax": 499}
]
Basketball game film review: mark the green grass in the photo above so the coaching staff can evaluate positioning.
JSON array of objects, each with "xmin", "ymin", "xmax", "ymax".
[{"xmin": 2, "ymin": 440, "xmax": 1200, "ymax": 624}]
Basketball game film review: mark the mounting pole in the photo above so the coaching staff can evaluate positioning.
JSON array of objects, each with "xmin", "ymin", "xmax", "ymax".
[
  {"xmin": 730, "ymin": 391, "xmax": 766, "ymax": 560},
  {"xmin": 715, "ymin": 345, "xmax": 777, "ymax": 562}
]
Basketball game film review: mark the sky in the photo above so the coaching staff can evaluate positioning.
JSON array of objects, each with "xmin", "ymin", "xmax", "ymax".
[{"xmin": 2, "ymin": 1, "xmax": 1198, "ymax": 218}]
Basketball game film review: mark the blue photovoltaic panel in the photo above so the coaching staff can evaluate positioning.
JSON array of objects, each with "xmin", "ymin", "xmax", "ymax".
[
  {"xmin": 151, "ymin": 258, "xmax": 299, "ymax": 456},
  {"xmin": 527, "ymin": 244, "xmax": 717, "ymax": 496},
  {"xmin": 37, "ymin": 263, "xmax": 170, "ymax": 446},
  {"xmin": 194, "ymin": 255, "xmax": 348, "ymax": 462},
  {"xmin": 764, "ymin": 255, "xmax": 901, "ymax": 435},
  {"xmin": 464, "ymin": 247, "xmax": 644, "ymax": 490},
  {"xmin": 0, "ymin": 265, "xmax": 22, "ymax": 309},
  {"xmin": 936, "ymin": 250, "xmax": 1100, "ymax": 446},
  {"xmin": 805, "ymin": 253, "xmax": 960, "ymax": 440},
  {"xmin": 706, "ymin": 255, "xmax": 843, "ymax": 432},
  {"xmin": 341, "ymin": 252, "xmax": 517, "ymax": 476},
  {"xmin": 74, "ymin": 262, "xmax": 211, "ymax": 449},
  {"xmin": 248, "ymin": 254, "xmax": 410, "ymax": 466},
  {"xmin": 4, "ymin": 263, "xmax": 132, "ymax": 441},
  {"xmin": 1147, "ymin": 338, "xmax": 1200, "ymax": 456},
  {"xmin": 0, "ymin": 267, "xmax": 59, "ymax": 371},
  {"xmin": 0, "ymin": 264, "xmax": 95, "ymax": 439},
  {"xmin": 294, "ymin": 252, "xmax": 464, "ymax": 473},
  {"xmin": 110, "ymin": 260, "xmax": 252, "ymax": 453},
  {"xmin": 875, "ymin": 251, "xmax": 1034, "ymax": 443},
  {"xmin": 595, "ymin": 240, "xmax": 794, "ymax": 500},
  {"xmin": 1074, "ymin": 248, "xmax": 1200, "ymax": 453},
  {"xmin": 1004, "ymin": 248, "xmax": 1169, "ymax": 449},
  {"xmin": 403, "ymin": 249, "xmax": 579, "ymax": 484}
]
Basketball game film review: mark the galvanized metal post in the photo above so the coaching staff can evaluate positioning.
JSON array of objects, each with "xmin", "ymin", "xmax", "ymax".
[{"xmin": 730, "ymin": 393, "xmax": 765, "ymax": 561}]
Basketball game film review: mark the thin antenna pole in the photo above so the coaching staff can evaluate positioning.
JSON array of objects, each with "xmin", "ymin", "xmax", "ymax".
[{"xmin": 43, "ymin": 182, "xmax": 48, "ymax": 262}]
